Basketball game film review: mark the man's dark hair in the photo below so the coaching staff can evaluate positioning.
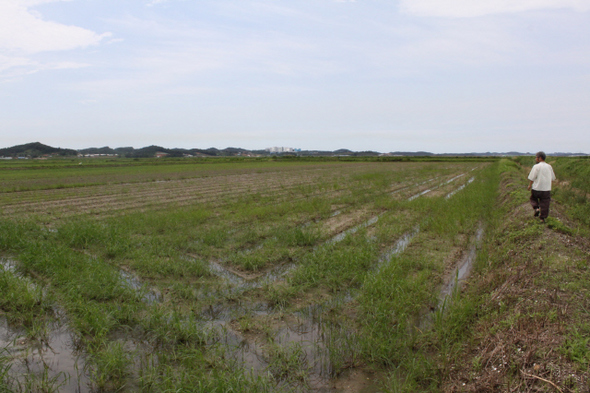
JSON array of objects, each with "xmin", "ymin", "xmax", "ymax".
[{"xmin": 536, "ymin": 151, "xmax": 546, "ymax": 161}]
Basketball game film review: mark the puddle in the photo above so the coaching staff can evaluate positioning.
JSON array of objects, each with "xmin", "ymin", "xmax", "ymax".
[
  {"xmin": 202, "ymin": 302, "xmax": 271, "ymax": 375},
  {"xmin": 201, "ymin": 295, "xmax": 363, "ymax": 391},
  {"xmin": 408, "ymin": 174, "xmax": 466, "ymax": 201},
  {"xmin": 391, "ymin": 185, "xmax": 409, "ymax": 195},
  {"xmin": 408, "ymin": 188, "xmax": 433, "ymax": 201},
  {"xmin": 328, "ymin": 215, "xmax": 381, "ymax": 244},
  {"xmin": 417, "ymin": 225, "xmax": 485, "ymax": 331},
  {"xmin": 330, "ymin": 210, "xmax": 342, "ymax": 217},
  {"xmin": 376, "ymin": 227, "xmax": 420, "ymax": 271},
  {"xmin": 444, "ymin": 174, "xmax": 465, "ymax": 184},
  {"xmin": 419, "ymin": 177, "xmax": 437, "ymax": 185},
  {"xmin": 438, "ymin": 226, "xmax": 484, "ymax": 305},
  {"xmin": 120, "ymin": 270, "xmax": 162, "ymax": 304},
  {"xmin": 206, "ymin": 260, "xmax": 296, "ymax": 298},
  {"xmin": 0, "ymin": 317, "xmax": 90, "ymax": 393},
  {"xmin": 215, "ymin": 324, "xmax": 269, "ymax": 375},
  {"xmin": 445, "ymin": 176, "xmax": 475, "ymax": 199},
  {"xmin": 0, "ymin": 258, "xmax": 17, "ymax": 274}
]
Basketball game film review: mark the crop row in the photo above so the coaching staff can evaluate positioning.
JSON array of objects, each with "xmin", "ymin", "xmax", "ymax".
[{"xmin": 0, "ymin": 160, "xmax": 494, "ymax": 392}]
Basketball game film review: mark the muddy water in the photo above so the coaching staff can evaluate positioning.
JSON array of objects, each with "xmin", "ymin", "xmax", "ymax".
[
  {"xmin": 200, "ymin": 292, "xmax": 365, "ymax": 391},
  {"xmin": 438, "ymin": 225, "xmax": 484, "ymax": 306},
  {"xmin": 0, "ymin": 318, "xmax": 90, "ymax": 393},
  {"xmin": 196, "ymin": 223, "xmax": 419, "ymax": 391},
  {"xmin": 206, "ymin": 260, "xmax": 296, "ymax": 298},
  {"xmin": 120, "ymin": 270, "xmax": 162, "ymax": 304},
  {"xmin": 408, "ymin": 188, "xmax": 433, "ymax": 201},
  {"xmin": 407, "ymin": 177, "xmax": 442, "ymax": 201},
  {"xmin": 417, "ymin": 225, "xmax": 485, "ymax": 331},
  {"xmin": 0, "ymin": 258, "xmax": 17, "ymax": 273},
  {"xmin": 1, "ymin": 259, "xmax": 91, "ymax": 392},
  {"xmin": 203, "ymin": 302, "xmax": 271, "ymax": 374},
  {"xmin": 407, "ymin": 174, "xmax": 465, "ymax": 201},
  {"xmin": 329, "ymin": 215, "xmax": 381, "ymax": 244},
  {"xmin": 377, "ymin": 227, "xmax": 420, "ymax": 270},
  {"xmin": 445, "ymin": 176, "xmax": 475, "ymax": 199}
]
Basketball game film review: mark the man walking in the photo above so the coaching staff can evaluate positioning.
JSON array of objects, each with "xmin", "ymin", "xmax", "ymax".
[{"xmin": 527, "ymin": 151, "xmax": 556, "ymax": 223}]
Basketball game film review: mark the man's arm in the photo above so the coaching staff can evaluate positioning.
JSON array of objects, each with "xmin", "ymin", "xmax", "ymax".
[{"xmin": 528, "ymin": 180, "xmax": 533, "ymax": 191}]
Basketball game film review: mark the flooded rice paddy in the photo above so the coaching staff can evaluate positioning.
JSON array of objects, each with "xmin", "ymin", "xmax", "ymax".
[{"xmin": 0, "ymin": 159, "xmax": 491, "ymax": 391}]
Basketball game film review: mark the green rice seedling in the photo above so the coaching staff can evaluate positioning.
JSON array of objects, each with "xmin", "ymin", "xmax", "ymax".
[
  {"xmin": 266, "ymin": 341, "xmax": 309, "ymax": 384},
  {"xmin": 89, "ymin": 341, "xmax": 131, "ymax": 391},
  {"xmin": 275, "ymin": 226, "xmax": 321, "ymax": 248},
  {"xmin": 142, "ymin": 309, "xmax": 208, "ymax": 347},
  {"xmin": 265, "ymin": 282, "xmax": 298, "ymax": 308},
  {"xmin": 0, "ymin": 265, "xmax": 53, "ymax": 331},
  {"xmin": 290, "ymin": 230, "xmax": 379, "ymax": 292},
  {"xmin": 20, "ymin": 365, "xmax": 68, "ymax": 393},
  {"xmin": 0, "ymin": 349, "xmax": 12, "ymax": 393}
]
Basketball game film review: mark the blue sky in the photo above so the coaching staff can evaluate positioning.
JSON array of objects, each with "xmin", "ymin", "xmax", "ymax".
[{"xmin": 1, "ymin": 0, "xmax": 589, "ymax": 153}]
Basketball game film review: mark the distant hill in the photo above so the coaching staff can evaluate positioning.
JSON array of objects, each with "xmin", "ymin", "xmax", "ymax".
[
  {"xmin": 0, "ymin": 142, "xmax": 77, "ymax": 158},
  {"xmin": 2, "ymin": 142, "xmax": 588, "ymax": 159}
]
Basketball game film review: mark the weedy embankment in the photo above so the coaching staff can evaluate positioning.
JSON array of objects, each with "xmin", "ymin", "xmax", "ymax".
[{"xmin": 431, "ymin": 158, "xmax": 590, "ymax": 392}]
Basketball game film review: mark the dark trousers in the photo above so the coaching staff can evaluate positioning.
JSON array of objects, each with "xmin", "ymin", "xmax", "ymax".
[{"xmin": 530, "ymin": 190, "xmax": 551, "ymax": 219}]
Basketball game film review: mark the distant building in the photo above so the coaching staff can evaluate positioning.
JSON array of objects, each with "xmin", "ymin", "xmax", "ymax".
[
  {"xmin": 78, "ymin": 153, "xmax": 118, "ymax": 158},
  {"xmin": 155, "ymin": 152, "xmax": 169, "ymax": 158},
  {"xmin": 266, "ymin": 147, "xmax": 301, "ymax": 153}
]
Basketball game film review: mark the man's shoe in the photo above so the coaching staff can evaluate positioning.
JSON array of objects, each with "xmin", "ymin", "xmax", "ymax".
[
  {"xmin": 534, "ymin": 208, "xmax": 540, "ymax": 217},
  {"xmin": 540, "ymin": 218, "xmax": 546, "ymax": 224}
]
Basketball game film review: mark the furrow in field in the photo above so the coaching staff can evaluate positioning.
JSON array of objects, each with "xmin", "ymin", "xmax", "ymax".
[
  {"xmin": 1, "ymin": 173, "xmax": 332, "ymax": 217},
  {"xmin": 0, "ymin": 162, "xmax": 384, "ymax": 204}
]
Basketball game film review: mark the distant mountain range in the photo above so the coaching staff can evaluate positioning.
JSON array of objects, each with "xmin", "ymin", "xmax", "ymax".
[{"xmin": 0, "ymin": 142, "xmax": 587, "ymax": 159}]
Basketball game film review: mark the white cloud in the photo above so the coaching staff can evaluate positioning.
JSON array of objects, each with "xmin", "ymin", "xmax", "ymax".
[
  {"xmin": 147, "ymin": 0, "xmax": 169, "ymax": 7},
  {"xmin": 0, "ymin": 1, "xmax": 110, "ymax": 53},
  {"xmin": 399, "ymin": 0, "xmax": 590, "ymax": 17}
]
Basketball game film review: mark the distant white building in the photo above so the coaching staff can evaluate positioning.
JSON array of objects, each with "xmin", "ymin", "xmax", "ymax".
[{"xmin": 266, "ymin": 147, "xmax": 300, "ymax": 153}]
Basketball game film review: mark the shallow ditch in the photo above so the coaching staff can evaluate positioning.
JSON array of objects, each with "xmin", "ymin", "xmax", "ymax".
[
  {"xmin": 376, "ymin": 226, "xmax": 420, "ymax": 271},
  {"xmin": 407, "ymin": 173, "xmax": 466, "ymax": 201},
  {"xmin": 418, "ymin": 224, "xmax": 485, "ymax": 330},
  {"xmin": 445, "ymin": 176, "xmax": 475, "ymax": 199},
  {"xmin": 328, "ymin": 214, "xmax": 381, "ymax": 244},
  {"xmin": 438, "ymin": 225, "xmax": 485, "ymax": 306}
]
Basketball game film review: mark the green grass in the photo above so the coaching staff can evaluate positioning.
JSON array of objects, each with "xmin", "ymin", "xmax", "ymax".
[{"xmin": 0, "ymin": 157, "xmax": 504, "ymax": 391}]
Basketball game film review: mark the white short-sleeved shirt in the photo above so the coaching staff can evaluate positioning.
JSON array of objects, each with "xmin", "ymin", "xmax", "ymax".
[{"xmin": 528, "ymin": 161, "xmax": 556, "ymax": 191}]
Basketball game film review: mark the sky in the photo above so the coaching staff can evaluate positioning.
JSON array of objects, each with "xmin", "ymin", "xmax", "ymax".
[{"xmin": 1, "ymin": 0, "xmax": 589, "ymax": 153}]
